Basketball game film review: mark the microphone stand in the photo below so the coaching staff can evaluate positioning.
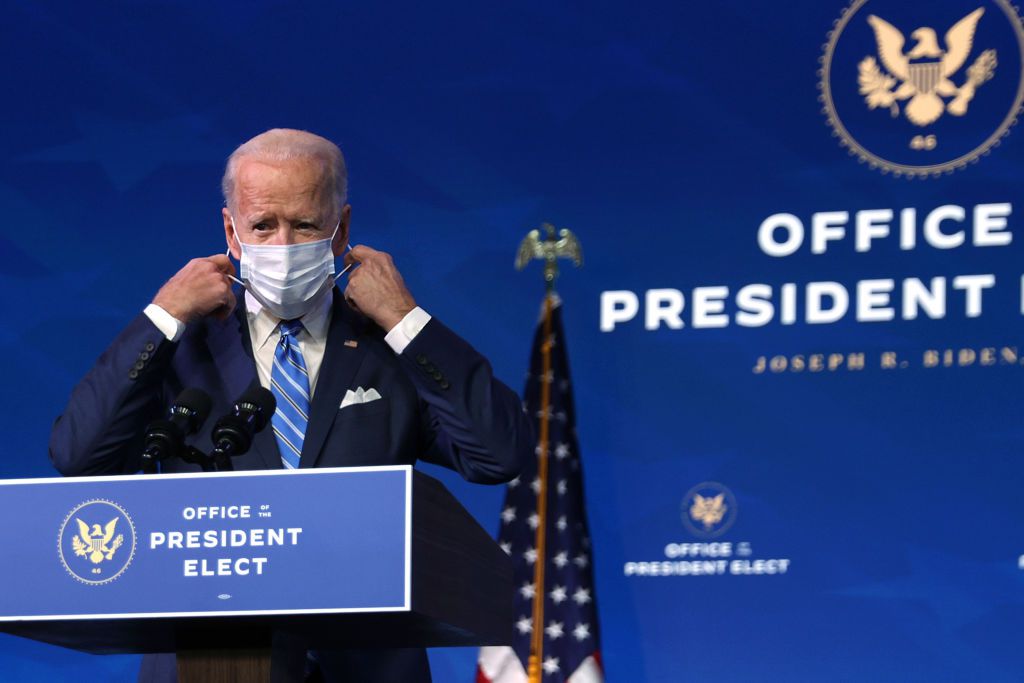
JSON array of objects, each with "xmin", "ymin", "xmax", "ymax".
[
  {"xmin": 141, "ymin": 447, "xmax": 219, "ymax": 473},
  {"xmin": 210, "ymin": 446, "xmax": 235, "ymax": 472}
]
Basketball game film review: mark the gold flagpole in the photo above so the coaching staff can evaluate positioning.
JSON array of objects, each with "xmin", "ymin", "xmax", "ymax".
[
  {"xmin": 515, "ymin": 224, "xmax": 582, "ymax": 683},
  {"xmin": 527, "ymin": 293, "xmax": 553, "ymax": 682}
]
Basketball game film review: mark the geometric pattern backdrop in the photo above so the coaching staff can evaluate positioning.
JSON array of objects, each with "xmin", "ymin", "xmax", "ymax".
[{"xmin": 1, "ymin": 2, "xmax": 1021, "ymax": 680}]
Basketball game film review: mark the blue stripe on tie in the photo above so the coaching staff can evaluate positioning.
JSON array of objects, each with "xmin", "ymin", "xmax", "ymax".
[
  {"xmin": 275, "ymin": 407, "xmax": 306, "ymax": 441},
  {"xmin": 271, "ymin": 321, "xmax": 310, "ymax": 469},
  {"xmin": 286, "ymin": 355, "xmax": 308, "ymax": 375},
  {"xmin": 273, "ymin": 356, "xmax": 310, "ymax": 400},
  {"xmin": 273, "ymin": 425, "xmax": 303, "ymax": 457},
  {"xmin": 271, "ymin": 378, "xmax": 309, "ymax": 421}
]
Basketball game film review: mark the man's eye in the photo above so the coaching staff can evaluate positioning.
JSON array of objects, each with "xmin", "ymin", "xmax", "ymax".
[
  {"xmin": 253, "ymin": 222, "xmax": 271, "ymax": 231},
  {"xmin": 298, "ymin": 223, "xmax": 318, "ymax": 231}
]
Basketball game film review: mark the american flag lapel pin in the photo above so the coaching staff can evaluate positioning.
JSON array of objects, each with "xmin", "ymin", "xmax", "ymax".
[{"xmin": 344, "ymin": 339, "xmax": 358, "ymax": 348}]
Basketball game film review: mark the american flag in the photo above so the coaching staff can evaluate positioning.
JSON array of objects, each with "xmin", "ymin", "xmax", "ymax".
[{"xmin": 477, "ymin": 296, "xmax": 603, "ymax": 683}]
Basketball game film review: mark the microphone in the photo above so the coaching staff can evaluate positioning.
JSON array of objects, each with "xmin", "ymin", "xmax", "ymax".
[
  {"xmin": 210, "ymin": 386, "xmax": 277, "ymax": 466},
  {"xmin": 142, "ymin": 388, "xmax": 213, "ymax": 469}
]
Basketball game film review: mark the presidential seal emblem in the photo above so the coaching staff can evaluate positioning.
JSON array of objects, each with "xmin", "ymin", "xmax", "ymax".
[
  {"xmin": 820, "ymin": 1, "xmax": 1024, "ymax": 176},
  {"xmin": 682, "ymin": 482, "xmax": 738, "ymax": 538},
  {"xmin": 58, "ymin": 499, "xmax": 136, "ymax": 585}
]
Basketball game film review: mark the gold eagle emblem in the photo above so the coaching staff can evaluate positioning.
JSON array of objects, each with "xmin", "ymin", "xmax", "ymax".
[
  {"xmin": 859, "ymin": 8, "xmax": 997, "ymax": 126},
  {"xmin": 515, "ymin": 224, "xmax": 583, "ymax": 272},
  {"xmin": 689, "ymin": 493, "xmax": 727, "ymax": 531},
  {"xmin": 514, "ymin": 222, "xmax": 583, "ymax": 287},
  {"xmin": 71, "ymin": 517, "xmax": 124, "ymax": 564}
]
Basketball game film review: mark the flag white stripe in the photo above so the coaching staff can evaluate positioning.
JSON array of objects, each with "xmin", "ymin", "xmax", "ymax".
[
  {"xmin": 477, "ymin": 647, "xmax": 527, "ymax": 683},
  {"xmin": 568, "ymin": 655, "xmax": 603, "ymax": 683},
  {"xmin": 477, "ymin": 649, "xmax": 602, "ymax": 683}
]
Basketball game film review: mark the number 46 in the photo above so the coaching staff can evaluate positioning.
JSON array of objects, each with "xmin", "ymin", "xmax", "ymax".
[{"xmin": 910, "ymin": 135, "xmax": 937, "ymax": 150}]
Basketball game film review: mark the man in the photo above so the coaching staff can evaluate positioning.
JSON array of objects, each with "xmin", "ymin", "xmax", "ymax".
[{"xmin": 49, "ymin": 129, "xmax": 531, "ymax": 682}]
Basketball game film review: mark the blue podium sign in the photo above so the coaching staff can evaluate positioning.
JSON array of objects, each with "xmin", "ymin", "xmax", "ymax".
[{"xmin": 0, "ymin": 466, "xmax": 411, "ymax": 621}]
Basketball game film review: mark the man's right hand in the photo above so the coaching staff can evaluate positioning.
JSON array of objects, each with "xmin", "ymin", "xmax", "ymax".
[{"xmin": 152, "ymin": 254, "xmax": 237, "ymax": 323}]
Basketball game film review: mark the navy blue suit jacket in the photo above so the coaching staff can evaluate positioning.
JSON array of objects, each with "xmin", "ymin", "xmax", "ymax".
[{"xmin": 49, "ymin": 290, "xmax": 531, "ymax": 682}]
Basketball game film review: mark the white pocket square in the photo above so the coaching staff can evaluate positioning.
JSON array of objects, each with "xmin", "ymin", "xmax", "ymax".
[{"xmin": 340, "ymin": 386, "xmax": 382, "ymax": 409}]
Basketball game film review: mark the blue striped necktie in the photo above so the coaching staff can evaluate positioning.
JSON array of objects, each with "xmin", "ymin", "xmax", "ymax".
[{"xmin": 270, "ymin": 320, "xmax": 310, "ymax": 469}]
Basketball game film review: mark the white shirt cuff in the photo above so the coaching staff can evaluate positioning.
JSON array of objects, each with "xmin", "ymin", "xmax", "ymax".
[
  {"xmin": 384, "ymin": 306, "xmax": 432, "ymax": 355},
  {"xmin": 144, "ymin": 304, "xmax": 186, "ymax": 342}
]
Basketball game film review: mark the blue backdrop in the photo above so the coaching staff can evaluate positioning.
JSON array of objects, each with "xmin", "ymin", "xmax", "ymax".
[{"xmin": 1, "ymin": 1, "xmax": 1022, "ymax": 681}]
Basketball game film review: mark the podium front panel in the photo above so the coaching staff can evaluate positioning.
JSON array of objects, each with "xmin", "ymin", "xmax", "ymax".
[{"xmin": 0, "ymin": 466, "xmax": 411, "ymax": 621}]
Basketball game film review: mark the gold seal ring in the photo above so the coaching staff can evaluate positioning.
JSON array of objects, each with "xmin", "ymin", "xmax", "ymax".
[{"xmin": 819, "ymin": 0, "xmax": 1024, "ymax": 177}]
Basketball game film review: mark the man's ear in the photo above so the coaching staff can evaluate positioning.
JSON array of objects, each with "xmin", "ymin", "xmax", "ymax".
[
  {"xmin": 222, "ymin": 207, "xmax": 241, "ymax": 260},
  {"xmin": 333, "ymin": 204, "xmax": 352, "ymax": 256}
]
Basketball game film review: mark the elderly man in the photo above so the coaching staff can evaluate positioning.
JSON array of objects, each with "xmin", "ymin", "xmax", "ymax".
[{"xmin": 49, "ymin": 129, "xmax": 531, "ymax": 682}]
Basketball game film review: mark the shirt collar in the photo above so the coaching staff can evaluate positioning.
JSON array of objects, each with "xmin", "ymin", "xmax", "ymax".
[{"xmin": 245, "ymin": 288, "xmax": 333, "ymax": 352}]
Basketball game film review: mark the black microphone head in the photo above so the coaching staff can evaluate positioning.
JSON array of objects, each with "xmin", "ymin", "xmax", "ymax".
[
  {"xmin": 172, "ymin": 388, "xmax": 213, "ymax": 425},
  {"xmin": 211, "ymin": 385, "xmax": 277, "ymax": 458},
  {"xmin": 236, "ymin": 385, "xmax": 276, "ymax": 427},
  {"xmin": 145, "ymin": 388, "xmax": 213, "ymax": 464}
]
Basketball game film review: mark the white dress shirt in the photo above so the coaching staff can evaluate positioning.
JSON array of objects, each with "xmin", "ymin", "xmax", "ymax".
[
  {"xmin": 245, "ymin": 290, "xmax": 333, "ymax": 396},
  {"xmin": 144, "ymin": 294, "xmax": 432, "ymax": 399}
]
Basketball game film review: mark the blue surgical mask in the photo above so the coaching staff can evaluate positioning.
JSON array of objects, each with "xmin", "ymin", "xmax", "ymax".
[{"xmin": 230, "ymin": 217, "xmax": 339, "ymax": 320}]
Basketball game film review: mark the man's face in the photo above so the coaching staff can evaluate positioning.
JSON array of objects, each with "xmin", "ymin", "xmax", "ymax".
[{"xmin": 223, "ymin": 156, "xmax": 350, "ymax": 259}]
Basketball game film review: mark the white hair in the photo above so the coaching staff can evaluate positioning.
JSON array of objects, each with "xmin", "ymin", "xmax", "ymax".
[{"xmin": 221, "ymin": 128, "xmax": 348, "ymax": 218}]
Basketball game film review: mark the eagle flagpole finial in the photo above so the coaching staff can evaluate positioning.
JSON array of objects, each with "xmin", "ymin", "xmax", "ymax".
[{"xmin": 515, "ymin": 222, "xmax": 583, "ymax": 291}]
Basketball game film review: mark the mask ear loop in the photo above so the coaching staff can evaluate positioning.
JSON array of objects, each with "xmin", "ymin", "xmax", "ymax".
[
  {"xmin": 224, "ymin": 216, "xmax": 247, "ymax": 287},
  {"xmin": 328, "ymin": 220, "xmax": 356, "ymax": 282},
  {"xmin": 224, "ymin": 242, "xmax": 246, "ymax": 287},
  {"xmin": 334, "ymin": 246, "xmax": 356, "ymax": 282}
]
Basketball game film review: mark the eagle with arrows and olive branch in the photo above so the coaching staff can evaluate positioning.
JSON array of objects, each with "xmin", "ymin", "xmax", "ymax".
[
  {"xmin": 690, "ymin": 494, "xmax": 727, "ymax": 531},
  {"xmin": 72, "ymin": 517, "xmax": 124, "ymax": 564},
  {"xmin": 858, "ymin": 7, "xmax": 997, "ymax": 126}
]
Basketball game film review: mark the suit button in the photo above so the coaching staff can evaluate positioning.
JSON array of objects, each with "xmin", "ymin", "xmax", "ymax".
[
  {"xmin": 128, "ymin": 370, "xmax": 139, "ymax": 380},
  {"xmin": 439, "ymin": 379, "xmax": 450, "ymax": 390},
  {"xmin": 145, "ymin": 342, "xmax": 156, "ymax": 352},
  {"xmin": 416, "ymin": 354, "xmax": 428, "ymax": 365},
  {"xmin": 134, "ymin": 360, "xmax": 145, "ymax": 370},
  {"xmin": 140, "ymin": 351, "xmax": 150, "ymax": 361},
  {"xmin": 431, "ymin": 370, "xmax": 443, "ymax": 381}
]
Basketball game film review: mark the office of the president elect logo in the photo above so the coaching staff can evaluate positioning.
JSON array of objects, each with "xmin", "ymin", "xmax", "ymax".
[
  {"xmin": 820, "ymin": 0, "xmax": 1024, "ymax": 176},
  {"xmin": 58, "ymin": 499, "xmax": 136, "ymax": 585},
  {"xmin": 682, "ymin": 482, "xmax": 738, "ymax": 538}
]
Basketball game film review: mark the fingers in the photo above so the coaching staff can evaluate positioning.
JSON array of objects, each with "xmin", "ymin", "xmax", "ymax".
[
  {"xmin": 213, "ymin": 288, "xmax": 237, "ymax": 321},
  {"xmin": 344, "ymin": 244, "xmax": 380, "ymax": 269},
  {"xmin": 341, "ymin": 246, "xmax": 415, "ymax": 330},
  {"xmin": 207, "ymin": 253, "xmax": 237, "ymax": 278},
  {"xmin": 343, "ymin": 282, "xmax": 361, "ymax": 313},
  {"xmin": 153, "ymin": 254, "xmax": 241, "ymax": 324},
  {"xmin": 209, "ymin": 268, "xmax": 236, "ymax": 320},
  {"xmin": 347, "ymin": 244, "xmax": 378, "ymax": 261},
  {"xmin": 203, "ymin": 263, "xmax": 236, "ymax": 320},
  {"xmin": 186, "ymin": 255, "xmax": 235, "ymax": 278}
]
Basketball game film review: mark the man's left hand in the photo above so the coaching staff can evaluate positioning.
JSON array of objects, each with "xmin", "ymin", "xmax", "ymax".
[{"xmin": 343, "ymin": 245, "xmax": 417, "ymax": 332}]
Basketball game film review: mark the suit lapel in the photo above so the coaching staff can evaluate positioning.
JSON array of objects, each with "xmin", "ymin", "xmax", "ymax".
[
  {"xmin": 206, "ymin": 300, "xmax": 282, "ymax": 470},
  {"xmin": 299, "ymin": 292, "xmax": 370, "ymax": 468}
]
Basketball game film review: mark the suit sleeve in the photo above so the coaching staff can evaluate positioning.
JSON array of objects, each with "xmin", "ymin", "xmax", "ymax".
[
  {"xmin": 49, "ymin": 313, "xmax": 176, "ymax": 476},
  {"xmin": 396, "ymin": 318, "xmax": 534, "ymax": 484}
]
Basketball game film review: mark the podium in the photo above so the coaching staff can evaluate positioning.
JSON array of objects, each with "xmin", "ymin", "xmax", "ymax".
[{"xmin": 0, "ymin": 466, "xmax": 513, "ymax": 681}]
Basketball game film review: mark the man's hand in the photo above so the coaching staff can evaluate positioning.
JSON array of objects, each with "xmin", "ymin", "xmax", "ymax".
[
  {"xmin": 343, "ymin": 245, "xmax": 417, "ymax": 331},
  {"xmin": 152, "ymin": 254, "xmax": 237, "ymax": 323}
]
